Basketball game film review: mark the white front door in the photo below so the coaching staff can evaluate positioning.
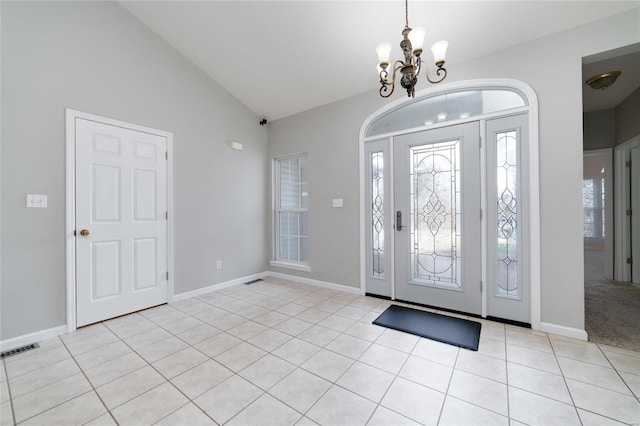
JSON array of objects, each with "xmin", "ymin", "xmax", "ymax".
[
  {"xmin": 75, "ymin": 118, "xmax": 168, "ymax": 326},
  {"xmin": 394, "ymin": 122, "xmax": 482, "ymax": 315}
]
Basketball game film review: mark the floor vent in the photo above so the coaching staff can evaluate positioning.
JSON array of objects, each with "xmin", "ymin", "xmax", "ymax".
[
  {"xmin": 244, "ymin": 278, "xmax": 264, "ymax": 285},
  {"xmin": 1, "ymin": 342, "xmax": 40, "ymax": 359}
]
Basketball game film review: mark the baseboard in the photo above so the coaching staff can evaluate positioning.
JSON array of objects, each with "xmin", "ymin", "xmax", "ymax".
[
  {"xmin": 539, "ymin": 322, "xmax": 588, "ymax": 341},
  {"xmin": 266, "ymin": 271, "xmax": 363, "ymax": 295},
  {"xmin": 171, "ymin": 272, "xmax": 268, "ymax": 302},
  {"xmin": 0, "ymin": 325, "xmax": 67, "ymax": 352}
]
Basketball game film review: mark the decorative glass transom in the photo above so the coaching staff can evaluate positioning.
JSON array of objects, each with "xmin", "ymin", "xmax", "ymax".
[
  {"xmin": 371, "ymin": 151, "xmax": 385, "ymax": 278},
  {"xmin": 366, "ymin": 89, "xmax": 526, "ymax": 137},
  {"xmin": 496, "ymin": 131, "xmax": 519, "ymax": 297},
  {"xmin": 410, "ymin": 140, "xmax": 461, "ymax": 288}
]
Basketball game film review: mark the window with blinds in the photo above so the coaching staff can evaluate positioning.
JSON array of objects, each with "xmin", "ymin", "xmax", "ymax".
[{"xmin": 275, "ymin": 155, "xmax": 308, "ymax": 264}]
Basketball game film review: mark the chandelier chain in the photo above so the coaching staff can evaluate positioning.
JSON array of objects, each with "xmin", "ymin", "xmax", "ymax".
[{"xmin": 405, "ymin": 0, "xmax": 409, "ymax": 28}]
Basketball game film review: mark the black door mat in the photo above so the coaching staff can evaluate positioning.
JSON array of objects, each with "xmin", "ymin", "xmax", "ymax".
[{"xmin": 373, "ymin": 304, "xmax": 482, "ymax": 351}]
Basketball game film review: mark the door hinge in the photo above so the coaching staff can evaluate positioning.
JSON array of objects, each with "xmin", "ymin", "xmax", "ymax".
[
  {"xmin": 480, "ymin": 209, "xmax": 483, "ymax": 221},
  {"xmin": 480, "ymin": 281, "xmax": 483, "ymax": 292},
  {"xmin": 166, "ymin": 271, "xmax": 169, "ymax": 280},
  {"xmin": 627, "ymin": 258, "xmax": 633, "ymax": 265},
  {"xmin": 479, "ymin": 136, "xmax": 482, "ymax": 148},
  {"xmin": 165, "ymin": 211, "xmax": 168, "ymax": 220},
  {"xmin": 626, "ymin": 209, "xmax": 632, "ymax": 216},
  {"xmin": 626, "ymin": 160, "xmax": 632, "ymax": 167},
  {"xmin": 165, "ymin": 151, "xmax": 168, "ymax": 160}
]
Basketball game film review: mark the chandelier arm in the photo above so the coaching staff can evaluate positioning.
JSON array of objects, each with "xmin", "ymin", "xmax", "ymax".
[
  {"xmin": 379, "ymin": 61, "xmax": 404, "ymax": 98},
  {"xmin": 426, "ymin": 65, "xmax": 447, "ymax": 84},
  {"xmin": 415, "ymin": 55, "xmax": 422, "ymax": 76},
  {"xmin": 379, "ymin": 70, "xmax": 395, "ymax": 97}
]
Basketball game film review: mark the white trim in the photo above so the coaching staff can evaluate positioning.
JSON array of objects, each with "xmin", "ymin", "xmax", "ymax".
[
  {"xmin": 363, "ymin": 107, "xmax": 531, "ymax": 143},
  {"xmin": 269, "ymin": 261, "xmax": 311, "ymax": 272},
  {"xmin": 272, "ymin": 154, "xmax": 309, "ymax": 265},
  {"xmin": 614, "ymin": 136, "xmax": 639, "ymax": 282},
  {"xmin": 479, "ymin": 120, "xmax": 488, "ymax": 318},
  {"xmin": 539, "ymin": 322, "xmax": 588, "ymax": 341},
  {"xmin": 359, "ymin": 79, "xmax": 541, "ymax": 330},
  {"xmin": 267, "ymin": 271, "xmax": 363, "ymax": 295},
  {"xmin": 172, "ymin": 272, "xmax": 268, "ymax": 302},
  {"xmin": 359, "ymin": 138, "xmax": 366, "ymax": 295},
  {"xmin": 0, "ymin": 325, "xmax": 67, "ymax": 352},
  {"xmin": 65, "ymin": 109, "xmax": 174, "ymax": 333}
]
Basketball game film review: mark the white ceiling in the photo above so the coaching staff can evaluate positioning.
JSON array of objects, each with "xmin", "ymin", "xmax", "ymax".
[{"xmin": 119, "ymin": 1, "xmax": 640, "ymax": 121}]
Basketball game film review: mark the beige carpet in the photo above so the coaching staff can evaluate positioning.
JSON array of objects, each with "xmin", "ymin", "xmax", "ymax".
[{"xmin": 584, "ymin": 249, "xmax": 640, "ymax": 352}]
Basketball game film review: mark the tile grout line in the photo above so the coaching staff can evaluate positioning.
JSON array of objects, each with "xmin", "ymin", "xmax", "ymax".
[
  {"xmin": 546, "ymin": 332, "xmax": 583, "ymax": 424},
  {"xmin": 113, "ymin": 311, "xmax": 225, "ymax": 425},
  {"xmin": 2, "ymin": 358, "xmax": 17, "ymax": 426},
  {"xmin": 435, "ymin": 345, "xmax": 461, "ymax": 425},
  {"xmin": 5, "ymin": 336, "xmax": 111, "ymax": 425},
  {"xmin": 598, "ymin": 343, "xmax": 640, "ymax": 400},
  {"xmin": 59, "ymin": 334, "xmax": 120, "ymax": 426}
]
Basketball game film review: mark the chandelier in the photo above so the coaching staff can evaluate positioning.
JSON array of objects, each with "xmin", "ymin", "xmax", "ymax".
[{"xmin": 376, "ymin": 0, "xmax": 449, "ymax": 98}]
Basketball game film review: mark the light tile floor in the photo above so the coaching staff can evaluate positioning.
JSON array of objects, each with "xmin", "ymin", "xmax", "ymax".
[{"xmin": 1, "ymin": 277, "xmax": 639, "ymax": 425}]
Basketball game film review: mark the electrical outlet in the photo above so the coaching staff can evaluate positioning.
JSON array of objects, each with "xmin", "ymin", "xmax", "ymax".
[{"xmin": 216, "ymin": 261, "xmax": 222, "ymax": 270}]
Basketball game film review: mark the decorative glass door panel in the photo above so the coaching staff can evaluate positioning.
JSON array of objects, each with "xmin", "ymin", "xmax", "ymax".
[
  {"xmin": 486, "ymin": 114, "xmax": 529, "ymax": 323},
  {"xmin": 372, "ymin": 151, "xmax": 385, "ymax": 278},
  {"xmin": 365, "ymin": 140, "xmax": 392, "ymax": 297},
  {"xmin": 410, "ymin": 140, "xmax": 461, "ymax": 288},
  {"xmin": 496, "ymin": 130, "xmax": 519, "ymax": 297},
  {"xmin": 394, "ymin": 122, "xmax": 482, "ymax": 315}
]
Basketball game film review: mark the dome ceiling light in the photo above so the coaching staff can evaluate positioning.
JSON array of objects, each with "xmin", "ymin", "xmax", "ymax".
[{"xmin": 585, "ymin": 71, "xmax": 622, "ymax": 90}]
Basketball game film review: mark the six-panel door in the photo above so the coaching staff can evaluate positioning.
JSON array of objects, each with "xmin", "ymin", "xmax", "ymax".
[{"xmin": 75, "ymin": 118, "xmax": 168, "ymax": 326}]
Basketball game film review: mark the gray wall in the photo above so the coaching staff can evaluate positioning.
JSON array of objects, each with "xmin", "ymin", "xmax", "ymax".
[
  {"xmin": 268, "ymin": 92, "xmax": 387, "ymax": 286},
  {"xmin": 267, "ymin": 9, "xmax": 640, "ymax": 331},
  {"xmin": 615, "ymin": 87, "xmax": 640, "ymax": 145},
  {"xmin": 1, "ymin": 1, "xmax": 268, "ymax": 340},
  {"xmin": 584, "ymin": 110, "xmax": 616, "ymax": 150}
]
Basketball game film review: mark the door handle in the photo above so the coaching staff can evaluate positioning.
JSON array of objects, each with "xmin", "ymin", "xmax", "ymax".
[
  {"xmin": 396, "ymin": 211, "xmax": 406, "ymax": 231},
  {"xmin": 79, "ymin": 229, "xmax": 90, "ymax": 236}
]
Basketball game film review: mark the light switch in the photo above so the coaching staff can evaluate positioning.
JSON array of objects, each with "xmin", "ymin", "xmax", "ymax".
[
  {"xmin": 332, "ymin": 198, "xmax": 344, "ymax": 208},
  {"xmin": 26, "ymin": 194, "xmax": 48, "ymax": 208}
]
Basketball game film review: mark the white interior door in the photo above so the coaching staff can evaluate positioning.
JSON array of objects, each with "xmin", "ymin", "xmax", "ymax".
[
  {"xmin": 75, "ymin": 118, "xmax": 168, "ymax": 326},
  {"xmin": 394, "ymin": 122, "xmax": 482, "ymax": 315}
]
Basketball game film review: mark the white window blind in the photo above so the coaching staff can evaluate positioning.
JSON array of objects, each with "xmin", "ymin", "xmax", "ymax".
[{"xmin": 276, "ymin": 155, "xmax": 308, "ymax": 264}]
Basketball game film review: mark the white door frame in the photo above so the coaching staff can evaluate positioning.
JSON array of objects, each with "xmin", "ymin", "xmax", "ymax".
[
  {"xmin": 359, "ymin": 79, "xmax": 541, "ymax": 331},
  {"xmin": 614, "ymin": 135, "xmax": 639, "ymax": 282},
  {"xmin": 65, "ymin": 109, "xmax": 174, "ymax": 333}
]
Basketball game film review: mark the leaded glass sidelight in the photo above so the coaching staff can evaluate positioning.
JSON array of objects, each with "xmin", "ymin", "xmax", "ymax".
[
  {"xmin": 410, "ymin": 140, "xmax": 461, "ymax": 288},
  {"xmin": 371, "ymin": 151, "xmax": 385, "ymax": 277},
  {"xmin": 496, "ymin": 131, "xmax": 518, "ymax": 297}
]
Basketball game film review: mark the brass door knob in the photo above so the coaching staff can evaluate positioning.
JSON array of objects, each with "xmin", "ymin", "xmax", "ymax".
[{"xmin": 79, "ymin": 229, "xmax": 90, "ymax": 236}]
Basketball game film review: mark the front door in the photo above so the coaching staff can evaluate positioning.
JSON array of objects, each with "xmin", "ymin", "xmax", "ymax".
[
  {"xmin": 394, "ymin": 122, "xmax": 482, "ymax": 314},
  {"xmin": 75, "ymin": 118, "xmax": 168, "ymax": 326}
]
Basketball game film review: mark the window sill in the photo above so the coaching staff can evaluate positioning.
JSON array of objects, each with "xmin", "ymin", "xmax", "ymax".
[{"xmin": 270, "ymin": 261, "xmax": 311, "ymax": 272}]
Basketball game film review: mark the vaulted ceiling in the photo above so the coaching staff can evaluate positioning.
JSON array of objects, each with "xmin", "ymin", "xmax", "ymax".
[{"xmin": 119, "ymin": 1, "xmax": 640, "ymax": 120}]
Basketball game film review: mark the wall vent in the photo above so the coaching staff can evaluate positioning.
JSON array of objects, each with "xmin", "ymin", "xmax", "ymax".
[
  {"xmin": 0, "ymin": 343, "xmax": 40, "ymax": 359},
  {"xmin": 244, "ymin": 278, "xmax": 264, "ymax": 285}
]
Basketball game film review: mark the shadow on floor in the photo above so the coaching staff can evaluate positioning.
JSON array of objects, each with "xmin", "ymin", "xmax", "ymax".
[{"xmin": 584, "ymin": 249, "xmax": 640, "ymax": 352}]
